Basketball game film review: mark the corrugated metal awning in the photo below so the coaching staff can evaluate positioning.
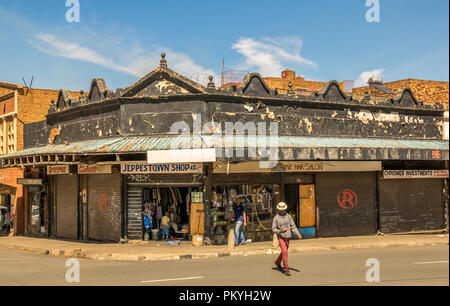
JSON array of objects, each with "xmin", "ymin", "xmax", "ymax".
[{"xmin": 2, "ymin": 135, "xmax": 448, "ymax": 158}]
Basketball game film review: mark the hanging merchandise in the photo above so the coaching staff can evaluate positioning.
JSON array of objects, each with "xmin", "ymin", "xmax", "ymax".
[
  {"xmin": 186, "ymin": 190, "xmax": 191, "ymax": 216},
  {"xmin": 156, "ymin": 204, "xmax": 162, "ymax": 229}
]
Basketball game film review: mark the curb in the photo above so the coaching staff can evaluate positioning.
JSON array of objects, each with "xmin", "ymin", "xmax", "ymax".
[{"xmin": 1, "ymin": 240, "xmax": 448, "ymax": 262}]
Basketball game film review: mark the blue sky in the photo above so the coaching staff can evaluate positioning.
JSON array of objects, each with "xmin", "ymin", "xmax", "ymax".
[{"xmin": 0, "ymin": 0, "xmax": 448, "ymax": 91}]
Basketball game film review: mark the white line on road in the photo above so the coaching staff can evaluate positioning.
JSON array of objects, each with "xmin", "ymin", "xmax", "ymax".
[
  {"xmin": 414, "ymin": 261, "xmax": 449, "ymax": 265},
  {"xmin": 141, "ymin": 276, "xmax": 204, "ymax": 283}
]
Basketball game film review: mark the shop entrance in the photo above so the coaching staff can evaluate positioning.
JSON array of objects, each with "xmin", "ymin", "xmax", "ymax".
[
  {"xmin": 26, "ymin": 186, "xmax": 46, "ymax": 237},
  {"xmin": 285, "ymin": 184, "xmax": 317, "ymax": 238},
  {"xmin": 136, "ymin": 186, "xmax": 202, "ymax": 241},
  {"xmin": 0, "ymin": 193, "xmax": 12, "ymax": 236}
]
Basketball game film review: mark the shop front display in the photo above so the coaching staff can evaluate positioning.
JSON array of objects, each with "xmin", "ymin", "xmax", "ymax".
[
  {"xmin": 123, "ymin": 163, "xmax": 205, "ymax": 241},
  {"xmin": 208, "ymin": 183, "xmax": 280, "ymax": 245},
  {"xmin": 379, "ymin": 170, "xmax": 448, "ymax": 233}
]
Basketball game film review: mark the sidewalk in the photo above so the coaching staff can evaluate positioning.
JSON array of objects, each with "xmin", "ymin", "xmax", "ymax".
[{"xmin": 0, "ymin": 233, "xmax": 448, "ymax": 262}]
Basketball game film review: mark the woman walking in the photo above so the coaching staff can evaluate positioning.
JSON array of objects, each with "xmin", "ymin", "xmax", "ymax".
[{"xmin": 272, "ymin": 202, "xmax": 302, "ymax": 276}]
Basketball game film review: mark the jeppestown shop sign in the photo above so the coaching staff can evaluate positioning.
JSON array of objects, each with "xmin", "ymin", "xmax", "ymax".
[
  {"xmin": 121, "ymin": 163, "xmax": 203, "ymax": 174},
  {"xmin": 382, "ymin": 169, "xmax": 449, "ymax": 179}
]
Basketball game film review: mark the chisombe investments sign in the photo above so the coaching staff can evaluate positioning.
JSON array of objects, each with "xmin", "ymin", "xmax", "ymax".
[
  {"xmin": 121, "ymin": 163, "xmax": 203, "ymax": 174},
  {"xmin": 383, "ymin": 169, "xmax": 449, "ymax": 179}
]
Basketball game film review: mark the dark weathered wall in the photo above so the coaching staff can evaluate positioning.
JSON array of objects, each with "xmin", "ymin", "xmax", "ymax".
[
  {"xmin": 210, "ymin": 100, "xmax": 442, "ymax": 139},
  {"xmin": 22, "ymin": 94, "xmax": 446, "ymax": 152},
  {"xmin": 379, "ymin": 179, "xmax": 444, "ymax": 233},
  {"xmin": 24, "ymin": 121, "xmax": 48, "ymax": 149}
]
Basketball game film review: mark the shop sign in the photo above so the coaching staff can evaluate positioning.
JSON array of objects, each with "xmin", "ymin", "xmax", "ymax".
[
  {"xmin": 121, "ymin": 163, "xmax": 203, "ymax": 174},
  {"xmin": 78, "ymin": 164, "xmax": 112, "ymax": 174},
  {"xmin": 383, "ymin": 170, "xmax": 449, "ymax": 179},
  {"xmin": 213, "ymin": 161, "xmax": 382, "ymax": 173},
  {"xmin": 147, "ymin": 149, "xmax": 216, "ymax": 164},
  {"xmin": 17, "ymin": 178, "xmax": 44, "ymax": 185},
  {"xmin": 47, "ymin": 165, "xmax": 70, "ymax": 175}
]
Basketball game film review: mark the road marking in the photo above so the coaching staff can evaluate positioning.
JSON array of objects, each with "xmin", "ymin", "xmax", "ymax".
[
  {"xmin": 141, "ymin": 276, "xmax": 204, "ymax": 283},
  {"xmin": 414, "ymin": 261, "xmax": 449, "ymax": 265}
]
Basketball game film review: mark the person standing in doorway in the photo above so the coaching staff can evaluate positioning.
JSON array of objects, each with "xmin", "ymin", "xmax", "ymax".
[
  {"xmin": 272, "ymin": 202, "xmax": 302, "ymax": 276},
  {"xmin": 229, "ymin": 197, "xmax": 247, "ymax": 246},
  {"xmin": 4, "ymin": 210, "xmax": 11, "ymax": 235}
]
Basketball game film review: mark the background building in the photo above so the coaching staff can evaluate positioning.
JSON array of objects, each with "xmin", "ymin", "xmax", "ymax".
[{"xmin": 0, "ymin": 81, "xmax": 80, "ymax": 235}]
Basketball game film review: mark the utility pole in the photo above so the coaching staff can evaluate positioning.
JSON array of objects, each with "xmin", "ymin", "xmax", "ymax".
[{"xmin": 221, "ymin": 58, "xmax": 224, "ymax": 88}]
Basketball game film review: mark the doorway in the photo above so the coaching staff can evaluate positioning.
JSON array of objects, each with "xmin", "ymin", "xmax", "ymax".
[{"xmin": 285, "ymin": 184, "xmax": 317, "ymax": 238}]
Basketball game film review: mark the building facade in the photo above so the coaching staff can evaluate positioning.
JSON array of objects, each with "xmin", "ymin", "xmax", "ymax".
[
  {"xmin": 0, "ymin": 81, "xmax": 80, "ymax": 235},
  {"xmin": 1, "ymin": 55, "xmax": 448, "ymax": 243}
]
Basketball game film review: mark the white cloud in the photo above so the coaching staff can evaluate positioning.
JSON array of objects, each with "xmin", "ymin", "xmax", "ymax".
[
  {"xmin": 231, "ymin": 37, "xmax": 318, "ymax": 77},
  {"xmin": 29, "ymin": 33, "xmax": 217, "ymax": 86},
  {"xmin": 31, "ymin": 33, "xmax": 135, "ymax": 75},
  {"xmin": 356, "ymin": 68, "xmax": 385, "ymax": 87}
]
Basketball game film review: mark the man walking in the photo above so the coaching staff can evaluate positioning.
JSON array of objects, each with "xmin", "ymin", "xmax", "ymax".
[
  {"xmin": 272, "ymin": 202, "xmax": 302, "ymax": 276},
  {"xmin": 230, "ymin": 197, "xmax": 247, "ymax": 246}
]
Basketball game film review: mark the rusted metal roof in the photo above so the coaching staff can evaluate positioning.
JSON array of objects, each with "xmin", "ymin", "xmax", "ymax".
[{"xmin": 1, "ymin": 136, "xmax": 448, "ymax": 159}]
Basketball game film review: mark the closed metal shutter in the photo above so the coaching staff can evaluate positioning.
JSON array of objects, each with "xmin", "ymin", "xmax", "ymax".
[
  {"xmin": 316, "ymin": 172, "xmax": 376, "ymax": 237},
  {"xmin": 88, "ymin": 174, "xmax": 122, "ymax": 242},
  {"xmin": 379, "ymin": 179, "xmax": 444, "ymax": 233},
  {"xmin": 56, "ymin": 175, "xmax": 78, "ymax": 240},
  {"xmin": 127, "ymin": 186, "xmax": 142, "ymax": 240}
]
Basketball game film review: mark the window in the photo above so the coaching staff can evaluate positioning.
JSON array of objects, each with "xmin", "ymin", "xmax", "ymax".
[
  {"xmin": 7, "ymin": 121, "xmax": 15, "ymax": 154},
  {"xmin": 0, "ymin": 123, "xmax": 4, "ymax": 155}
]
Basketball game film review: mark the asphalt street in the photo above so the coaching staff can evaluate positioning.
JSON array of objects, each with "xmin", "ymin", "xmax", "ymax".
[{"xmin": 0, "ymin": 245, "xmax": 448, "ymax": 286}]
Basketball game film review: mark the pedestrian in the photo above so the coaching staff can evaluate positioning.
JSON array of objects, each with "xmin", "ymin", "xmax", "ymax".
[
  {"xmin": 143, "ymin": 213, "xmax": 152, "ymax": 241},
  {"xmin": 0, "ymin": 211, "xmax": 4, "ymax": 230},
  {"xmin": 4, "ymin": 210, "xmax": 11, "ymax": 235},
  {"xmin": 229, "ymin": 196, "xmax": 247, "ymax": 246},
  {"xmin": 161, "ymin": 211, "xmax": 170, "ymax": 240},
  {"xmin": 272, "ymin": 202, "xmax": 302, "ymax": 276}
]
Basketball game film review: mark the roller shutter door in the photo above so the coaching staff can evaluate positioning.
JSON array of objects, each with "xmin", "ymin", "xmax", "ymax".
[
  {"xmin": 56, "ymin": 175, "xmax": 78, "ymax": 240},
  {"xmin": 127, "ymin": 186, "xmax": 142, "ymax": 240},
  {"xmin": 88, "ymin": 174, "xmax": 122, "ymax": 242},
  {"xmin": 379, "ymin": 179, "xmax": 444, "ymax": 233},
  {"xmin": 316, "ymin": 172, "xmax": 377, "ymax": 237}
]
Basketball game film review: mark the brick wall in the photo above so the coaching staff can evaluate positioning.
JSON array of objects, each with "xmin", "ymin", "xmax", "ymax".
[
  {"xmin": 264, "ymin": 69, "xmax": 347, "ymax": 94},
  {"xmin": 13, "ymin": 88, "xmax": 80, "ymax": 151},
  {"xmin": 353, "ymin": 79, "xmax": 449, "ymax": 109}
]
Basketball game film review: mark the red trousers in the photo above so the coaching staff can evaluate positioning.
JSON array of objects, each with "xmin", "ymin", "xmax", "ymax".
[{"xmin": 276, "ymin": 237, "xmax": 290, "ymax": 271}]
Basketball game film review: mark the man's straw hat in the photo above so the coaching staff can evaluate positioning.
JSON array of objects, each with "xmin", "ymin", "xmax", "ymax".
[{"xmin": 277, "ymin": 202, "xmax": 288, "ymax": 211}]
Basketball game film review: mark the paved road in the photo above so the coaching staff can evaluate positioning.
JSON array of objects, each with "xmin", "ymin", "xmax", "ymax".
[{"xmin": 0, "ymin": 246, "xmax": 448, "ymax": 286}]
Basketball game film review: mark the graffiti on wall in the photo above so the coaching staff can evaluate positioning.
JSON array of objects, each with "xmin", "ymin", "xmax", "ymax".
[
  {"xmin": 337, "ymin": 189, "xmax": 358, "ymax": 210},
  {"xmin": 89, "ymin": 189, "xmax": 121, "ymax": 232}
]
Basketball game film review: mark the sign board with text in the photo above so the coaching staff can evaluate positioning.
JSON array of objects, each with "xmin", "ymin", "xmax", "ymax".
[
  {"xmin": 382, "ymin": 170, "xmax": 449, "ymax": 179},
  {"xmin": 212, "ymin": 161, "xmax": 382, "ymax": 174},
  {"xmin": 78, "ymin": 164, "xmax": 112, "ymax": 174},
  {"xmin": 121, "ymin": 163, "xmax": 204, "ymax": 174},
  {"xmin": 47, "ymin": 165, "xmax": 70, "ymax": 175},
  {"xmin": 17, "ymin": 178, "xmax": 44, "ymax": 186}
]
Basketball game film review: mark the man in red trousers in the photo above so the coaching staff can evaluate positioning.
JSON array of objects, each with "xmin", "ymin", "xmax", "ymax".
[{"xmin": 272, "ymin": 202, "xmax": 302, "ymax": 276}]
